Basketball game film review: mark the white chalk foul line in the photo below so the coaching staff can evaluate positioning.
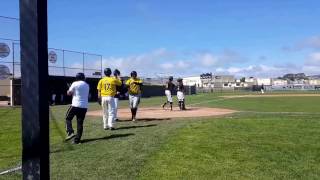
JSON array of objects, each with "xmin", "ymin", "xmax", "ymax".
[
  {"xmin": 187, "ymin": 98, "xmax": 320, "ymax": 115},
  {"xmin": 0, "ymin": 166, "xmax": 21, "ymax": 175},
  {"xmin": 240, "ymin": 111, "xmax": 320, "ymax": 115}
]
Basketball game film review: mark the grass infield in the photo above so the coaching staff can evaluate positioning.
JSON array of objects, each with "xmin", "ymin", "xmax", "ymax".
[{"xmin": 1, "ymin": 92, "xmax": 320, "ymax": 179}]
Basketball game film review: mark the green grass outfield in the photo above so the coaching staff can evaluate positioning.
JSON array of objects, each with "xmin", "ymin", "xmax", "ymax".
[{"xmin": 1, "ymin": 92, "xmax": 320, "ymax": 179}]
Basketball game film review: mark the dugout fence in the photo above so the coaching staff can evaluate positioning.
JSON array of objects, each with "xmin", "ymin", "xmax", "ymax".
[{"xmin": 0, "ymin": 37, "xmax": 104, "ymax": 106}]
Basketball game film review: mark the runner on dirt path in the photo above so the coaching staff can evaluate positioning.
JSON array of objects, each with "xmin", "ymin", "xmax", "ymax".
[
  {"xmin": 177, "ymin": 78, "xmax": 186, "ymax": 110},
  {"xmin": 126, "ymin": 71, "xmax": 143, "ymax": 122},
  {"xmin": 162, "ymin": 76, "xmax": 175, "ymax": 111}
]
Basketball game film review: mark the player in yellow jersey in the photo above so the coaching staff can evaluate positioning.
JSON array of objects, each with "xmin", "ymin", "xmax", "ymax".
[
  {"xmin": 113, "ymin": 69, "xmax": 121, "ymax": 121},
  {"xmin": 97, "ymin": 68, "xmax": 121, "ymax": 130},
  {"xmin": 126, "ymin": 71, "xmax": 143, "ymax": 121}
]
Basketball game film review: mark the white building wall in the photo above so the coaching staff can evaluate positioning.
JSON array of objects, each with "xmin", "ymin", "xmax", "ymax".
[
  {"xmin": 245, "ymin": 78, "xmax": 256, "ymax": 83},
  {"xmin": 272, "ymin": 79, "xmax": 288, "ymax": 86},
  {"xmin": 0, "ymin": 79, "xmax": 10, "ymax": 96},
  {"xmin": 183, "ymin": 76, "xmax": 202, "ymax": 87},
  {"xmin": 309, "ymin": 79, "xmax": 320, "ymax": 85},
  {"xmin": 257, "ymin": 78, "xmax": 271, "ymax": 86}
]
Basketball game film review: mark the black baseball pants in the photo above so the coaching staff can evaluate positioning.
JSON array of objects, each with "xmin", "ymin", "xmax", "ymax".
[{"xmin": 65, "ymin": 106, "xmax": 87, "ymax": 143}]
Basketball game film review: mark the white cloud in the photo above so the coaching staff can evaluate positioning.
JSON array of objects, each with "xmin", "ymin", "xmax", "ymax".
[
  {"xmin": 99, "ymin": 49, "xmax": 245, "ymax": 77},
  {"xmin": 160, "ymin": 63, "xmax": 174, "ymax": 69},
  {"xmin": 305, "ymin": 52, "xmax": 320, "ymax": 66},
  {"xmin": 82, "ymin": 48, "xmax": 320, "ymax": 78},
  {"xmin": 227, "ymin": 67, "xmax": 242, "ymax": 74},
  {"xmin": 197, "ymin": 49, "xmax": 245, "ymax": 67},
  {"xmin": 199, "ymin": 53, "xmax": 218, "ymax": 66},
  {"xmin": 101, "ymin": 48, "xmax": 173, "ymax": 77},
  {"xmin": 303, "ymin": 36, "xmax": 320, "ymax": 49},
  {"xmin": 300, "ymin": 52, "xmax": 320, "ymax": 75},
  {"xmin": 213, "ymin": 64, "xmax": 299, "ymax": 78},
  {"xmin": 283, "ymin": 36, "xmax": 320, "ymax": 51},
  {"xmin": 176, "ymin": 60, "xmax": 190, "ymax": 69}
]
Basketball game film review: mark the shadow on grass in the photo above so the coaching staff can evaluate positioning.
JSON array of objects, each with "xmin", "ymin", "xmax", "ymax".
[
  {"xmin": 139, "ymin": 118, "xmax": 171, "ymax": 121},
  {"xmin": 81, "ymin": 133, "xmax": 135, "ymax": 144},
  {"xmin": 49, "ymin": 108, "xmax": 75, "ymax": 154},
  {"xmin": 0, "ymin": 154, "xmax": 20, "ymax": 159},
  {"xmin": 118, "ymin": 118, "xmax": 171, "ymax": 122},
  {"xmin": 116, "ymin": 124, "xmax": 157, "ymax": 130}
]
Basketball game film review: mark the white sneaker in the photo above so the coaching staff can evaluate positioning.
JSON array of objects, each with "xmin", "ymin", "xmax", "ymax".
[
  {"xmin": 132, "ymin": 118, "xmax": 136, "ymax": 122},
  {"xmin": 65, "ymin": 132, "xmax": 75, "ymax": 141}
]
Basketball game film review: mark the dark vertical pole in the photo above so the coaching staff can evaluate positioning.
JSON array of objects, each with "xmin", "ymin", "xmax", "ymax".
[
  {"xmin": 82, "ymin": 52, "xmax": 85, "ymax": 74},
  {"xmin": 20, "ymin": 0, "xmax": 49, "ymax": 179},
  {"xmin": 12, "ymin": 42, "xmax": 15, "ymax": 79},
  {"xmin": 63, "ymin": 50, "xmax": 65, "ymax": 76},
  {"xmin": 12, "ymin": 42, "xmax": 15, "ymax": 107},
  {"xmin": 100, "ymin": 55, "xmax": 103, "ymax": 78}
]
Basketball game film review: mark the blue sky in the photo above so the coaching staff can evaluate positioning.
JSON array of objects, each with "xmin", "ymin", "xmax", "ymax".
[{"xmin": 1, "ymin": 0, "xmax": 320, "ymax": 77}]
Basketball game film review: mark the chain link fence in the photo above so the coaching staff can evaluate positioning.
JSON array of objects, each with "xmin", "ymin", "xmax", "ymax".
[{"xmin": 0, "ymin": 38, "xmax": 103, "ymax": 106}]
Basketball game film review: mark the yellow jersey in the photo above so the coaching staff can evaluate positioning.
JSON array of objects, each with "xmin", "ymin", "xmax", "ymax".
[
  {"xmin": 97, "ymin": 77, "xmax": 121, "ymax": 97},
  {"xmin": 126, "ymin": 78, "xmax": 143, "ymax": 95}
]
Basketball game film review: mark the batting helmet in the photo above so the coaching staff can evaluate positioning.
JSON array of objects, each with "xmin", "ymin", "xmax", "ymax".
[
  {"xmin": 169, "ymin": 76, "xmax": 173, "ymax": 81},
  {"xmin": 113, "ymin": 69, "xmax": 121, "ymax": 76},
  {"xmin": 130, "ymin": 71, "xmax": 137, "ymax": 77},
  {"xmin": 76, "ymin": 72, "xmax": 85, "ymax": 81},
  {"xmin": 104, "ymin": 68, "xmax": 112, "ymax": 76}
]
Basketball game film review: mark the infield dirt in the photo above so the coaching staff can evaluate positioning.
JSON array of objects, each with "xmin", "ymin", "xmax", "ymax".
[{"xmin": 87, "ymin": 107, "xmax": 236, "ymax": 120}]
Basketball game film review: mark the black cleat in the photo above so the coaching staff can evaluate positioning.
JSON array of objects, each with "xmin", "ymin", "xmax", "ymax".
[{"xmin": 72, "ymin": 140, "xmax": 81, "ymax": 144}]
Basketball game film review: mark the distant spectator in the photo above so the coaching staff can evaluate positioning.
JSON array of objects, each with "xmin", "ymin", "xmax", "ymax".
[{"xmin": 261, "ymin": 84, "xmax": 265, "ymax": 94}]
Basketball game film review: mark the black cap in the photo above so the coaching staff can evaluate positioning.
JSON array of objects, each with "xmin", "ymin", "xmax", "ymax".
[
  {"xmin": 76, "ymin": 72, "xmax": 85, "ymax": 80},
  {"xmin": 131, "ymin": 71, "xmax": 137, "ymax": 77},
  {"xmin": 113, "ymin": 69, "xmax": 120, "ymax": 76},
  {"xmin": 104, "ymin": 68, "xmax": 112, "ymax": 76}
]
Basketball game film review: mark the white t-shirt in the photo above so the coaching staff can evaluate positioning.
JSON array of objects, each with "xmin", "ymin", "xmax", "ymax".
[{"xmin": 68, "ymin": 81, "xmax": 89, "ymax": 108}]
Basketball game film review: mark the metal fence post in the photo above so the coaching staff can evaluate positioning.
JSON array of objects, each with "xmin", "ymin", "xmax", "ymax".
[
  {"xmin": 11, "ymin": 42, "xmax": 15, "ymax": 107},
  {"xmin": 12, "ymin": 42, "xmax": 15, "ymax": 79},
  {"xmin": 63, "ymin": 50, "xmax": 65, "ymax": 76},
  {"xmin": 82, "ymin": 52, "xmax": 85, "ymax": 74},
  {"xmin": 100, "ymin": 55, "xmax": 103, "ymax": 78}
]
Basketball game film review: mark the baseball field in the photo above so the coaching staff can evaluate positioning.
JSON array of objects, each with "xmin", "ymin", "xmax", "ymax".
[{"xmin": 1, "ymin": 92, "xmax": 320, "ymax": 179}]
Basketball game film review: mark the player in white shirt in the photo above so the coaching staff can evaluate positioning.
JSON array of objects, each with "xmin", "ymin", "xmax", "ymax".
[{"xmin": 65, "ymin": 73, "xmax": 90, "ymax": 144}]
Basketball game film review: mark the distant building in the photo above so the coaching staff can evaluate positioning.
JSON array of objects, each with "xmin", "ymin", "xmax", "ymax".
[
  {"xmin": 0, "ymin": 79, "xmax": 10, "ymax": 97},
  {"xmin": 272, "ymin": 79, "xmax": 288, "ymax": 86},
  {"xmin": 212, "ymin": 75, "xmax": 235, "ymax": 88},
  {"xmin": 225, "ymin": 82, "xmax": 249, "ymax": 88},
  {"xmin": 308, "ymin": 79, "xmax": 320, "ymax": 85},
  {"xmin": 143, "ymin": 77, "xmax": 163, "ymax": 85},
  {"xmin": 245, "ymin": 77, "xmax": 256, "ymax": 83},
  {"xmin": 283, "ymin": 73, "xmax": 307, "ymax": 80},
  {"xmin": 256, "ymin": 78, "xmax": 271, "ymax": 86},
  {"xmin": 288, "ymin": 79, "xmax": 307, "ymax": 85},
  {"xmin": 244, "ymin": 77, "xmax": 256, "ymax": 87},
  {"xmin": 183, "ymin": 76, "xmax": 202, "ymax": 87}
]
